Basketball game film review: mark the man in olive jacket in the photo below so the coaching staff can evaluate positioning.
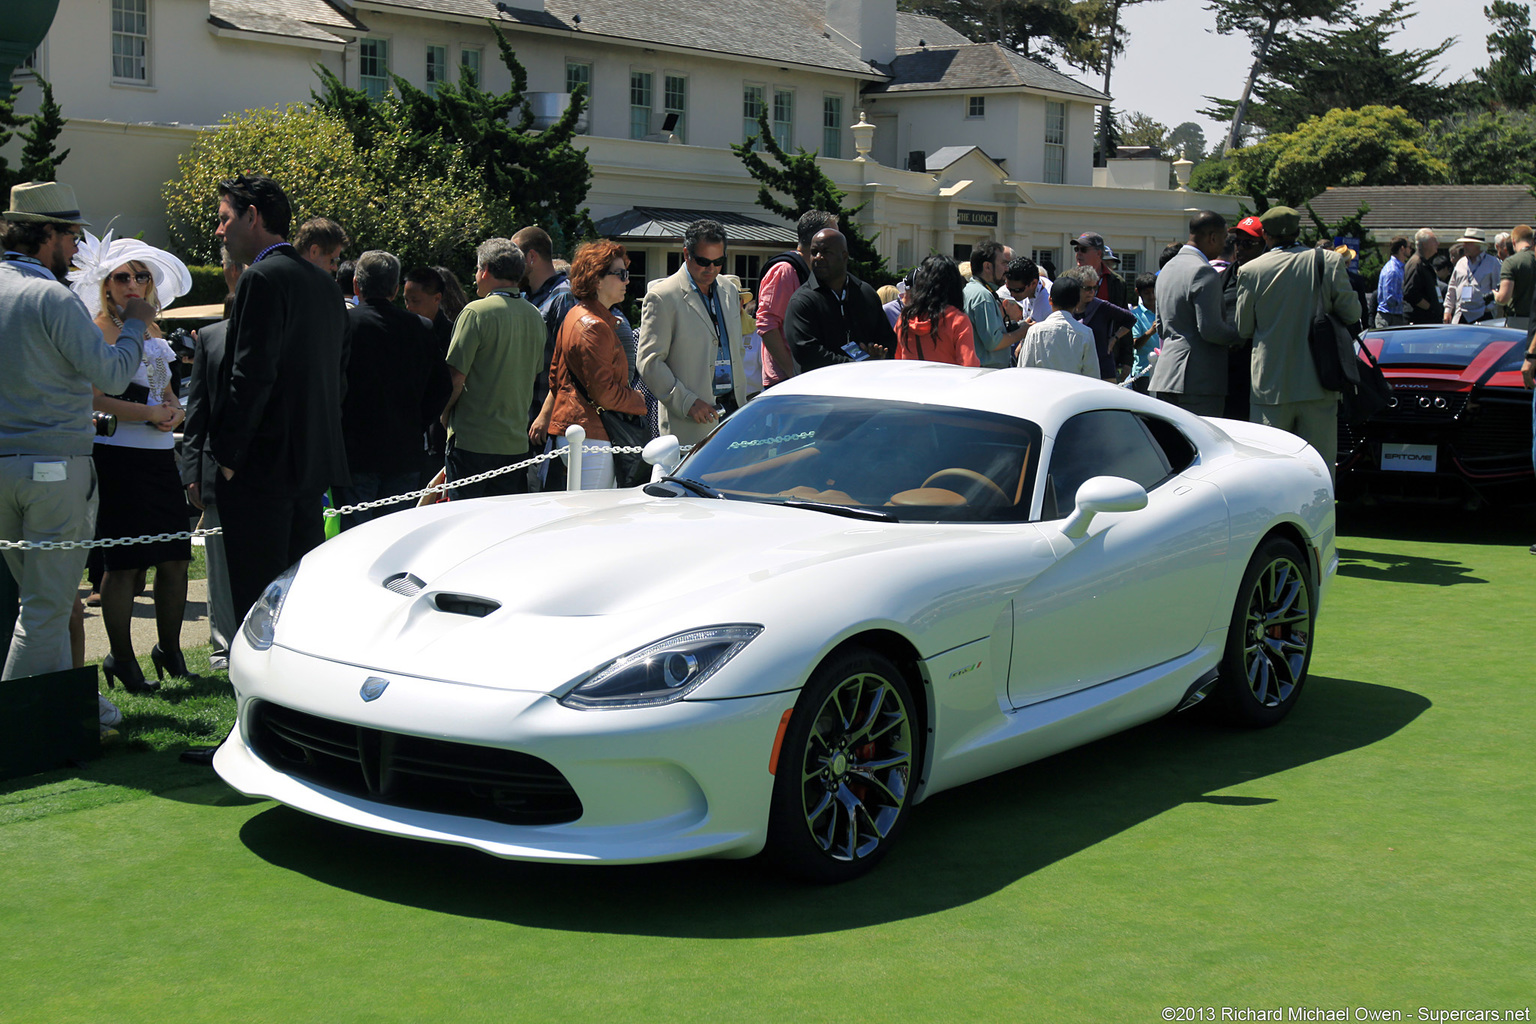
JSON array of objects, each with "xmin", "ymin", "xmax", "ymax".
[{"xmin": 1235, "ymin": 206, "xmax": 1362, "ymax": 478}]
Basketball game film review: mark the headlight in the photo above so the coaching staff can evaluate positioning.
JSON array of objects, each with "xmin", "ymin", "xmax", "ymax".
[
  {"xmin": 241, "ymin": 563, "xmax": 301, "ymax": 651},
  {"xmin": 559, "ymin": 625, "xmax": 763, "ymax": 710}
]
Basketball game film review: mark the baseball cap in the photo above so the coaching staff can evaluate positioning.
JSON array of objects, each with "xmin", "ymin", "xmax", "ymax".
[{"xmin": 1234, "ymin": 216, "xmax": 1264, "ymax": 239}]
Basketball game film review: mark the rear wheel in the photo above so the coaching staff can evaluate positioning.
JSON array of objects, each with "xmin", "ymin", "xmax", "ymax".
[
  {"xmin": 1214, "ymin": 537, "xmax": 1315, "ymax": 727},
  {"xmin": 766, "ymin": 647, "xmax": 918, "ymax": 883}
]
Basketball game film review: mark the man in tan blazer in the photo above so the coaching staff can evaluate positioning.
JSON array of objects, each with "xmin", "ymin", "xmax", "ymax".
[
  {"xmin": 638, "ymin": 219, "xmax": 750, "ymax": 446},
  {"xmin": 1235, "ymin": 205, "xmax": 1361, "ymax": 479}
]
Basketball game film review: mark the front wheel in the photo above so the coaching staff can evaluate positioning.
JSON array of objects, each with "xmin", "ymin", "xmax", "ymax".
[
  {"xmin": 766, "ymin": 647, "xmax": 918, "ymax": 883},
  {"xmin": 1214, "ymin": 537, "xmax": 1316, "ymax": 727}
]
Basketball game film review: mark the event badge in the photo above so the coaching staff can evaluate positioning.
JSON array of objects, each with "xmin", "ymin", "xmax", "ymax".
[
  {"xmin": 1459, "ymin": 283, "xmax": 1476, "ymax": 303},
  {"xmin": 33, "ymin": 461, "xmax": 67, "ymax": 482}
]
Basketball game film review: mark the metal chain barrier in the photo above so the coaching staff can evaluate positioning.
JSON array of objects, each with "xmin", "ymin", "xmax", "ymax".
[{"xmin": 0, "ymin": 442, "xmax": 675, "ymax": 552}]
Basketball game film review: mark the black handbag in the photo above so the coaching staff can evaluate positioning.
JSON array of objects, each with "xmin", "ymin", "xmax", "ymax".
[
  {"xmin": 1308, "ymin": 249, "xmax": 1361, "ymax": 393},
  {"xmin": 566, "ymin": 365, "xmax": 653, "ymax": 488},
  {"xmin": 1339, "ymin": 338, "xmax": 1393, "ymax": 424}
]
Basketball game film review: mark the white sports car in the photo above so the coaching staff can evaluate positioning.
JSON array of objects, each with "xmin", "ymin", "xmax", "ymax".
[{"xmin": 215, "ymin": 363, "xmax": 1336, "ymax": 882}]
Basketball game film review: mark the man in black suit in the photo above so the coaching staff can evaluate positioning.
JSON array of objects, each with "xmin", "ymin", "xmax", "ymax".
[
  {"xmin": 334, "ymin": 250, "xmax": 450, "ymax": 529},
  {"xmin": 180, "ymin": 291, "xmax": 238, "ymax": 671},
  {"xmin": 209, "ymin": 174, "xmax": 350, "ymax": 622}
]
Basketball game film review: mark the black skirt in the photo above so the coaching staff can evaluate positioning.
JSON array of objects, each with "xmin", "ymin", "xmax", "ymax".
[{"xmin": 92, "ymin": 443, "xmax": 193, "ymax": 571}]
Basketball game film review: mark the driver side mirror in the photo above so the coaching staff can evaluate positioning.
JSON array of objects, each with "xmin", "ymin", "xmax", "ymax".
[
  {"xmin": 1059, "ymin": 476, "xmax": 1148, "ymax": 539},
  {"xmin": 643, "ymin": 435, "xmax": 683, "ymax": 481}
]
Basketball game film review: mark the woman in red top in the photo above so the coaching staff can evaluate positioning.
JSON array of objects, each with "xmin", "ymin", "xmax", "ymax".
[
  {"xmin": 547, "ymin": 240, "xmax": 647, "ymax": 489},
  {"xmin": 895, "ymin": 254, "xmax": 980, "ymax": 366}
]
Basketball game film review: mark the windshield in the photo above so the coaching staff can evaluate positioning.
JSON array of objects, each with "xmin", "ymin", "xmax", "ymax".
[
  {"xmin": 1367, "ymin": 327, "xmax": 1526, "ymax": 370},
  {"xmin": 678, "ymin": 395, "xmax": 1042, "ymax": 523}
]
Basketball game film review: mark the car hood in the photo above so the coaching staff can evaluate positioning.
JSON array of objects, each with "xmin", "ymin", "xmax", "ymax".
[{"xmin": 271, "ymin": 491, "xmax": 996, "ymax": 690}]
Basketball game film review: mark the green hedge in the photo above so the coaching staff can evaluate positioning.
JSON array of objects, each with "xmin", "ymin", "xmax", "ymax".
[{"xmin": 182, "ymin": 265, "xmax": 227, "ymax": 307}]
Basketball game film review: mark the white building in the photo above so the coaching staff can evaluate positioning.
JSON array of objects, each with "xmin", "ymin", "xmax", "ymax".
[{"xmin": 8, "ymin": 0, "xmax": 1238, "ymax": 287}]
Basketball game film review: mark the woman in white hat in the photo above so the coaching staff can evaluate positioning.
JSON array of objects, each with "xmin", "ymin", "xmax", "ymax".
[{"xmin": 69, "ymin": 232, "xmax": 197, "ymax": 692}]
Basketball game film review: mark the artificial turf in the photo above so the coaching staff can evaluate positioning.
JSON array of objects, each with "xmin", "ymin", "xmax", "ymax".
[{"xmin": 2, "ymin": 506, "xmax": 1532, "ymax": 1022}]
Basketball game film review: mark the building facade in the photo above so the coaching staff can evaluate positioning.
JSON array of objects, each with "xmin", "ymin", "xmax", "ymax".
[{"xmin": 7, "ymin": 0, "xmax": 1239, "ymax": 284}]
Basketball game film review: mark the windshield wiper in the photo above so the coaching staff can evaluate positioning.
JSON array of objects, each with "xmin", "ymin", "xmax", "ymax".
[
  {"xmin": 780, "ymin": 499, "xmax": 897, "ymax": 522},
  {"xmin": 643, "ymin": 475, "xmax": 724, "ymax": 499}
]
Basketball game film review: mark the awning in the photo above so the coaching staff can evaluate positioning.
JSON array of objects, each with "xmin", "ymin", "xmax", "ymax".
[{"xmin": 594, "ymin": 207, "xmax": 797, "ymax": 247}]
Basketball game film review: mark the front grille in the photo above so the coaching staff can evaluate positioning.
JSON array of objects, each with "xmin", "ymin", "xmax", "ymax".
[
  {"xmin": 250, "ymin": 701, "xmax": 583, "ymax": 826},
  {"xmin": 1453, "ymin": 397, "xmax": 1534, "ymax": 466}
]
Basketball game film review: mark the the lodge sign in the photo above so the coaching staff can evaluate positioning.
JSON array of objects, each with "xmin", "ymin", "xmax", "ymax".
[{"xmin": 956, "ymin": 209, "xmax": 998, "ymax": 228}]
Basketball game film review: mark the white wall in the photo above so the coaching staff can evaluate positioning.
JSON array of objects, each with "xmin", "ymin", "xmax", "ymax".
[
  {"xmin": 32, "ymin": 0, "xmax": 341, "ymax": 126},
  {"xmin": 862, "ymin": 90, "xmax": 1097, "ymax": 185}
]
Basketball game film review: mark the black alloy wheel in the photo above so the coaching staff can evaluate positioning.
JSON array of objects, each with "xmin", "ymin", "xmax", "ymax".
[
  {"xmin": 766, "ymin": 647, "xmax": 918, "ymax": 883},
  {"xmin": 1215, "ymin": 536, "xmax": 1315, "ymax": 727}
]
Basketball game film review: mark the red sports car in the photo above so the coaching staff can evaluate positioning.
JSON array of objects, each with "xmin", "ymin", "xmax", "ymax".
[{"xmin": 1337, "ymin": 324, "xmax": 1534, "ymax": 505}]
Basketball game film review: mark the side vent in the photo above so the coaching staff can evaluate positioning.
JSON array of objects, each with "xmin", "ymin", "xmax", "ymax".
[
  {"xmin": 435, "ymin": 594, "xmax": 501, "ymax": 618},
  {"xmin": 383, "ymin": 572, "xmax": 426, "ymax": 597}
]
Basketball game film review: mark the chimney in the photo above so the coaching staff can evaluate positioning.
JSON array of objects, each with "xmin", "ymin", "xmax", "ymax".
[{"xmin": 826, "ymin": 0, "xmax": 896, "ymax": 66}]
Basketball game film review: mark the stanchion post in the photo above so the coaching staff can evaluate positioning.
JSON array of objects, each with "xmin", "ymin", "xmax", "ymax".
[{"xmin": 564, "ymin": 424, "xmax": 585, "ymax": 492}]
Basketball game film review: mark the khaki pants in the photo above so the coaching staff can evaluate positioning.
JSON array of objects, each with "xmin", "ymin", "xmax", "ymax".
[
  {"xmin": 1252, "ymin": 398, "xmax": 1340, "ymax": 483},
  {"xmin": 0, "ymin": 454, "xmax": 97, "ymax": 680}
]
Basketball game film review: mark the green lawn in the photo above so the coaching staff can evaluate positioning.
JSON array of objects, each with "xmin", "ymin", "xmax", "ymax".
[{"xmin": 3, "ymin": 506, "xmax": 1533, "ymax": 1022}]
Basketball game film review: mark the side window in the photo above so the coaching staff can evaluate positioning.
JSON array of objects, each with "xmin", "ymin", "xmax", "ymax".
[
  {"xmin": 1137, "ymin": 415, "xmax": 1196, "ymax": 473},
  {"xmin": 1040, "ymin": 410, "xmax": 1172, "ymax": 520}
]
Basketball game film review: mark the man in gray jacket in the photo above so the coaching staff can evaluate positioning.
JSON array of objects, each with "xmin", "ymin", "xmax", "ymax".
[
  {"xmin": 1149, "ymin": 210, "xmax": 1242, "ymax": 416},
  {"xmin": 1, "ymin": 182, "xmax": 150, "ymax": 681}
]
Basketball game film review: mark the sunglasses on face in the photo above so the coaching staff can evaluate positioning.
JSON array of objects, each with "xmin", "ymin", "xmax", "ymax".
[
  {"xmin": 603, "ymin": 267, "xmax": 631, "ymax": 281},
  {"xmin": 689, "ymin": 252, "xmax": 728, "ymax": 269},
  {"xmin": 1073, "ymin": 244, "xmax": 1097, "ymax": 252},
  {"xmin": 111, "ymin": 271, "xmax": 153, "ymax": 286}
]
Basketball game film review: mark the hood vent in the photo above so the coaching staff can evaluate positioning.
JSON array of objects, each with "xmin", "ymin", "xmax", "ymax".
[
  {"xmin": 435, "ymin": 594, "xmax": 501, "ymax": 618},
  {"xmin": 383, "ymin": 572, "xmax": 426, "ymax": 597}
]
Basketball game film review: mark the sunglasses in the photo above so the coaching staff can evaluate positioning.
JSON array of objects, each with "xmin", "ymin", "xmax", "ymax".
[
  {"xmin": 602, "ymin": 267, "xmax": 631, "ymax": 282},
  {"xmin": 689, "ymin": 253, "xmax": 728, "ymax": 269},
  {"xmin": 1072, "ymin": 244, "xmax": 1099, "ymax": 252},
  {"xmin": 110, "ymin": 271, "xmax": 153, "ymax": 286}
]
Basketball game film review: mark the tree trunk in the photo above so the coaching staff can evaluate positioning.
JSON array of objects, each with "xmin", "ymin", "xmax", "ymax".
[
  {"xmin": 1096, "ymin": 0, "xmax": 1122, "ymax": 161},
  {"xmin": 1225, "ymin": 15, "xmax": 1279, "ymax": 152}
]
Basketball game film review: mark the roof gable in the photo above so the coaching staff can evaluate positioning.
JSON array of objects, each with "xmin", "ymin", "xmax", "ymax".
[{"xmin": 869, "ymin": 42, "xmax": 1109, "ymax": 102}]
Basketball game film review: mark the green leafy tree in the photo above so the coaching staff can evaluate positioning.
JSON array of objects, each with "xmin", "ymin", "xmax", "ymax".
[
  {"xmin": 313, "ymin": 25, "xmax": 593, "ymax": 259},
  {"xmin": 732, "ymin": 110, "xmax": 891, "ymax": 285},
  {"xmin": 1231, "ymin": 105, "xmax": 1448, "ymax": 207},
  {"xmin": 1121, "ymin": 111, "xmax": 1169, "ymax": 148},
  {"xmin": 898, "ymin": 0, "xmax": 1105, "ymax": 69},
  {"xmin": 1, "ymin": 76, "xmax": 71, "ymax": 201},
  {"xmin": 1187, "ymin": 152, "xmax": 1239, "ymax": 194},
  {"xmin": 1165, "ymin": 121, "xmax": 1207, "ymax": 162},
  {"xmin": 162, "ymin": 104, "xmax": 490, "ymax": 276},
  {"xmin": 1202, "ymin": 0, "xmax": 1454, "ymax": 138},
  {"xmin": 1428, "ymin": 107, "xmax": 1536, "ymax": 185},
  {"xmin": 1205, "ymin": 0, "xmax": 1350, "ymax": 149},
  {"xmin": 1476, "ymin": 0, "xmax": 1536, "ymax": 108}
]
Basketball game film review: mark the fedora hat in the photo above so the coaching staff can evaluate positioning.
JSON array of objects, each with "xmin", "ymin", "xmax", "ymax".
[
  {"xmin": 1455, "ymin": 227, "xmax": 1486, "ymax": 245},
  {"xmin": 4, "ymin": 181, "xmax": 90, "ymax": 226}
]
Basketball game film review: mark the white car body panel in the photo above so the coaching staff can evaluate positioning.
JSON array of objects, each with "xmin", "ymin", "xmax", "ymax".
[{"xmin": 217, "ymin": 364, "xmax": 1336, "ymax": 867}]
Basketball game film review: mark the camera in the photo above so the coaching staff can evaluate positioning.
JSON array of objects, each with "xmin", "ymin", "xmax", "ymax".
[
  {"xmin": 166, "ymin": 327, "xmax": 197, "ymax": 362},
  {"xmin": 93, "ymin": 411, "xmax": 118, "ymax": 437}
]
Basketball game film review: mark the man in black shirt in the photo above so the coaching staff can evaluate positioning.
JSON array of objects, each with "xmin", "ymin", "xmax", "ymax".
[
  {"xmin": 784, "ymin": 229, "xmax": 895, "ymax": 371},
  {"xmin": 1402, "ymin": 228, "xmax": 1441, "ymax": 325}
]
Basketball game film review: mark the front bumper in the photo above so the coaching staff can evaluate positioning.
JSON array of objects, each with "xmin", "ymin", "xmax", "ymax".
[{"xmin": 216, "ymin": 644, "xmax": 796, "ymax": 864}]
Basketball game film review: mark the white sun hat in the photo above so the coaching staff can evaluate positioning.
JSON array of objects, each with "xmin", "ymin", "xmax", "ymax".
[{"xmin": 68, "ymin": 229, "xmax": 194, "ymax": 317}]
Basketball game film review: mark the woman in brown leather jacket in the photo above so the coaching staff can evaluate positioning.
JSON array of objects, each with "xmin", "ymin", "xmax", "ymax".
[{"xmin": 546, "ymin": 240, "xmax": 647, "ymax": 489}]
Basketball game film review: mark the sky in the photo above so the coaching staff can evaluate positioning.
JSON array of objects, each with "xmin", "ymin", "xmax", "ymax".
[{"xmin": 1111, "ymin": 0, "xmax": 1498, "ymax": 150}]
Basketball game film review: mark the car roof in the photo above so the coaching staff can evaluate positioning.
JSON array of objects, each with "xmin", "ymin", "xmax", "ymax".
[{"xmin": 765, "ymin": 362, "xmax": 1211, "ymax": 438}]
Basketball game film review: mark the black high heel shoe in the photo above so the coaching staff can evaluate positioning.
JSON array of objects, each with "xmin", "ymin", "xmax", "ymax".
[
  {"xmin": 150, "ymin": 644, "xmax": 201, "ymax": 682},
  {"xmin": 102, "ymin": 653, "xmax": 160, "ymax": 694}
]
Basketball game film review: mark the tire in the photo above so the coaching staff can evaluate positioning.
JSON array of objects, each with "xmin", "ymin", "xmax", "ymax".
[
  {"xmin": 1214, "ymin": 536, "xmax": 1316, "ymax": 727},
  {"xmin": 766, "ymin": 647, "xmax": 919, "ymax": 883}
]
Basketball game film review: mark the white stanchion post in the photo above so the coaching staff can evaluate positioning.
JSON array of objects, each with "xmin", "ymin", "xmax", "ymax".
[{"xmin": 564, "ymin": 424, "xmax": 585, "ymax": 492}]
